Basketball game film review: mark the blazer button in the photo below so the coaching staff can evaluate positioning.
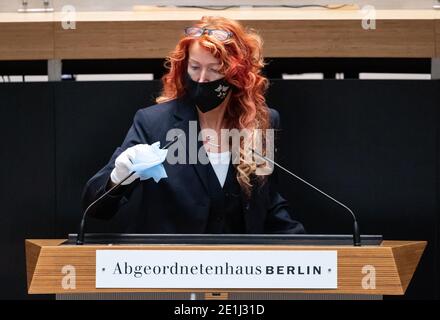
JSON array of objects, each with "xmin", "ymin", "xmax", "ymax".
[{"xmin": 216, "ymin": 216, "xmax": 223, "ymax": 222}]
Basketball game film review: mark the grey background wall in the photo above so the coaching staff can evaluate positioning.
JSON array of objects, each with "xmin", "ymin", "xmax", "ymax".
[
  {"xmin": 0, "ymin": 80, "xmax": 438, "ymax": 299},
  {"xmin": 1, "ymin": 1, "xmax": 434, "ymax": 12}
]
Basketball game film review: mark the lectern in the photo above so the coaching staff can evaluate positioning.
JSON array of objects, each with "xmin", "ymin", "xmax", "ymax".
[{"xmin": 25, "ymin": 234, "xmax": 426, "ymax": 300}]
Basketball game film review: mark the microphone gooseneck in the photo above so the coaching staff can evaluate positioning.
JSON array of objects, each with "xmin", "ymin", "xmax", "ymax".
[
  {"xmin": 252, "ymin": 148, "xmax": 361, "ymax": 246},
  {"xmin": 76, "ymin": 135, "xmax": 181, "ymax": 245}
]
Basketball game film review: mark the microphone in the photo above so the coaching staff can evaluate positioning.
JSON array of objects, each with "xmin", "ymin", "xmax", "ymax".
[
  {"xmin": 252, "ymin": 148, "xmax": 361, "ymax": 246},
  {"xmin": 76, "ymin": 135, "xmax": 181, "ymax": 245}
]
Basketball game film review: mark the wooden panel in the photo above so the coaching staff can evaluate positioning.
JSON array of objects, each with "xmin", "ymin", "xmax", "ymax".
[
  {"xmin": 53, "ymin": 21, "xmax": 187, "ymax": 59},
  {"xmin": 391, "ymin": 241, "xmax": 426, "ymax": 292},
  {"xmin": 25, "ymin": 240, "xmax": 41, "ymax": 289},
  {"xmin": 0, "ymin": 22, "xmax": 53, "ymax": 60},
  {"xmin": 25, "ymin": 239, "xmax": 65, "ymax": 290},
  {"xmin": 249, "ymin": 20, "xmax": 435, "ymax": 58},
  {"xmin": 53, "ymin": 19, "xmax": 435, "ymax": 59},
  {"xmin": 204, "ymin": 292, "xmax": 229, "ymax": 300},
  {"xmin": 26, "ymin": 239, "xmax": 426, "ymax": 295},
  {"xmin": 435, "ymin": 20, "xmax": 440, "ymax": 57},
  {"xmin": 0, "ymin": 8, "xmax": 439, "ymax": 59}
]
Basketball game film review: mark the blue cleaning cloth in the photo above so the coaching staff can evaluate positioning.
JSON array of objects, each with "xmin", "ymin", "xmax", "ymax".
[{"xmin": 130, "ymin": 141, "xmax": 168, "ymax": 183}]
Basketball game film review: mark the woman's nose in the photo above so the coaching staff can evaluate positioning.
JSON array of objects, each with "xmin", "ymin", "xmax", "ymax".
[{"xmin": 198, "ymin": 69, "xmax": 210, "ymax": 82}]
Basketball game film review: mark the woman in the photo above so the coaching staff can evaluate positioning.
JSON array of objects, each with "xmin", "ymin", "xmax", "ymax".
[{"xmin": 82, "ymin": 16, "xmax": 305, "ymax": 234}]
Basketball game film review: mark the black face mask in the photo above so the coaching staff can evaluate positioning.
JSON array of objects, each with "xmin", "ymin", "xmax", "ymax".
[{"xmin": 184, "ymin": 72, "xmax": 231, "ymax": 113}]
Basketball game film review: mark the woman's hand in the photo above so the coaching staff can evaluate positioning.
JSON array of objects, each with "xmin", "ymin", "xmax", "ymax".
[
  {"xmin": 110, "ymin": 143, "xmax": 168, "ymax": 186},
  {"xmin": 110, "ymin": 144, "xmax": 144, "ymax": 185}
]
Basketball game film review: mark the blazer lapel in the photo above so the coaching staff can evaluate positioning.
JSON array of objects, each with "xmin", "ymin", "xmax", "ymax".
[{"xmin": 173, "ymin": 97, "xmax": 210, "ymax": 194}]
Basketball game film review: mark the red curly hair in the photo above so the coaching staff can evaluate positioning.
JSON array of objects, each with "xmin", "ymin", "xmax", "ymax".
[{"xmin": 156, "ymin": 16, "xmax": 271, "ymax": 196}]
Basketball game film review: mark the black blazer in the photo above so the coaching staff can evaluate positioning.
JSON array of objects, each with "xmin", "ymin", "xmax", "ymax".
[{"xmin": 81, "ymin": 97, "xmax": 305, "ymax": 234}]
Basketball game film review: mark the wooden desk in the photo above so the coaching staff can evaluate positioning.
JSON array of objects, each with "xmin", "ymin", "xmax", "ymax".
[
  {"xmin": 26, "ymin": 239, "xmax": 426, "ymax": 296},
  {"xmin": 1, "ymin": 7, "xmax": 440, "ymax": 60}
]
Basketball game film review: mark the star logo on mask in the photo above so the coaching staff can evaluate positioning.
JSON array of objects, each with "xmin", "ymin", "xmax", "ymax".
[{"xmin": 214, "ymin": 84, "xmax": 229, "ymax": 99}]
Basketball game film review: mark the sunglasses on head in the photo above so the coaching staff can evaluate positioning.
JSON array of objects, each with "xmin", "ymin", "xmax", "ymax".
[{"xmin": 184, "ymin": 27, "xmax": 233, "ymax": 42}]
